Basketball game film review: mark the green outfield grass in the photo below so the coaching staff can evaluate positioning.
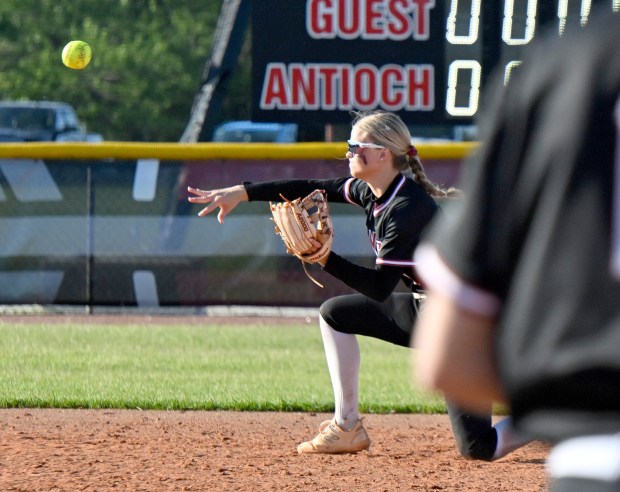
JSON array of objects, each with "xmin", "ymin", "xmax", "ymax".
[{"xmin": 0, "ymin": 320, "xmax": 446, "ymax": 413}]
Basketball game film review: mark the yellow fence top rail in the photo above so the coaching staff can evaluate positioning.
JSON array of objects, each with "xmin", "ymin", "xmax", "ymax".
[{"xmin": 0, "ymin": 141, "xmax": 478, "ymax": 161}]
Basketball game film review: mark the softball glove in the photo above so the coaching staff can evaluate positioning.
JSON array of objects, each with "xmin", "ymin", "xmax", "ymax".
[{"xmin": 270, "ymin": 189, "xmax": 334, "ymax": 286}]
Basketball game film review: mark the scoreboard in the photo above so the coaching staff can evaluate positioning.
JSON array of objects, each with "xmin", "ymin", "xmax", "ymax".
[{"xmin": 251, "ymin": 1, "xmax": 619, "ymax": 126}]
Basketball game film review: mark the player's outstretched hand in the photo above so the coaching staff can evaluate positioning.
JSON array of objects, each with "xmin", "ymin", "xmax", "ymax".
[{"xmin": 187, "ymin": 184, "xmax": 248, "ymax": 224}]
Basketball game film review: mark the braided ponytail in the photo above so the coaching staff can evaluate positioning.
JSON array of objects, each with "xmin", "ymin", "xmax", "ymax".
[
  {"xmin": 392, "ymin": 144, "xmax": 459, "ymax": 198},
  {"xmin": 407, "ymin": 154, "xmax": 460, "ymax": 198}
]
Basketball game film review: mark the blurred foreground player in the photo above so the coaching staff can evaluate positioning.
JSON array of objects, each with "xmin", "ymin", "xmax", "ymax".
[{"xmin": 413, "ymin": 11, "xmax": 620, "ymax": 492}]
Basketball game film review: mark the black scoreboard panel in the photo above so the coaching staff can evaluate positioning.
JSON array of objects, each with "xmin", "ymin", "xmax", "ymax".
[
  {"xmin": 445, "ymin": 0, "xmax": 619, "ymax": 120},
  {"xmin": 252, "ymin": 1, "xmax": 619, "ymax": 127}
]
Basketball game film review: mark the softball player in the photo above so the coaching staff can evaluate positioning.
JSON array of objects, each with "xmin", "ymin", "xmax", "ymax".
[{"xmin": 188, "ymin": 110, "xmax": 526, "ymax": 459}]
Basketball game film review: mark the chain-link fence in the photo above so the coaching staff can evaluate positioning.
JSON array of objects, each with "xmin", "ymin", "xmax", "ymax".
[{"xmin": 0, "ymin": 147, "xmax": 464, "ymax": 309}]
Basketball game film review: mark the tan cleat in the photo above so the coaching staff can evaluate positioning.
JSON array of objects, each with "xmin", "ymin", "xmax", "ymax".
[{"xmin": 297, "ymin": 418, "xmax": 371, "ymax": 454}]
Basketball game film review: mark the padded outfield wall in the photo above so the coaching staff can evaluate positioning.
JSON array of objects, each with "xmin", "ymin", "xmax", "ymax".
[{"xmin": 0, "ymin": 142, "xmax": 473, "ymax": 308}]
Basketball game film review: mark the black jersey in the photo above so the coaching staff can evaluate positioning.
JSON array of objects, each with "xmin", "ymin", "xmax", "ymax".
[
  {"xmin": 245, "ymin": 173, "xmax": 437, "ymax": 301},
  {"xmin": 419, "ymin": 12, "xmax": 620, "ymax": 442}
]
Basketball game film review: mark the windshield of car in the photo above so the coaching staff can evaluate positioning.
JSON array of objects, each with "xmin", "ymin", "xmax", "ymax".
[
  {"xmin": 0, "ymin": 108, "xmax": 55, "ymax": 131},
  {"xmin": 213, "ymin": 128, "xmax": 280, "ymax": 142}
]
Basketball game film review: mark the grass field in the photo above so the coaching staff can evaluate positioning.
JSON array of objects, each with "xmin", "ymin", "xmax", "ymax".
[{"xmin": 0, "ymin": 321, "xmax": 446, "ymax": 413}]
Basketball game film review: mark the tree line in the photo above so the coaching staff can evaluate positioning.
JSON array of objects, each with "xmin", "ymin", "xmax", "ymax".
[{"xmin": 0, "ymin": 0, "xmax": 251, "ymax": 141}]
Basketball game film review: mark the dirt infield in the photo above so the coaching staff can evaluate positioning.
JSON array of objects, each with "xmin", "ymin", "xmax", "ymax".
[
  {"xmin": 1, "ymin": 313, "xmax": 550, "ymax": 491},
  {"xmin": 0, "ymin": 409, "xmax": 549, "ymax": 491}
]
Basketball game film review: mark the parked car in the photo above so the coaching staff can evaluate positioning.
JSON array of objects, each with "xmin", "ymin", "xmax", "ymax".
[
  {"xmin": 0, "ymin": 100, "xmax": 103, "ymax": 142},
  {"xmin": 212, "ymin": 121, "xmax": 298, "ymax": 143}
]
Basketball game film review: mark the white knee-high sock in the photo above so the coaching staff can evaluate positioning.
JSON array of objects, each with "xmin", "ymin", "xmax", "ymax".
[{"xmin": 319, "ymin": 315, "xmax": 360, "ymax": 430}]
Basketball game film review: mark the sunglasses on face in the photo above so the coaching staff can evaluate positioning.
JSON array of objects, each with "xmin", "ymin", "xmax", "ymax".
[{"xmin": 347, "ymin": 140, "xmax": 384, "ymax": 154}]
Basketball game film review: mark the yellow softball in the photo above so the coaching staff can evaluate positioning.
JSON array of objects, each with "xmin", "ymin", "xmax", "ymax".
[{"xmin": 62, "ymin": 40, "xmax": 92, "ymax": 70}]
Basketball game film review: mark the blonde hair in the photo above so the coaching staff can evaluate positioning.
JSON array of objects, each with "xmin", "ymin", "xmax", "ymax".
[{"xmin": 351, "ymin": 110, "xmax": 459, "ymax": 198}]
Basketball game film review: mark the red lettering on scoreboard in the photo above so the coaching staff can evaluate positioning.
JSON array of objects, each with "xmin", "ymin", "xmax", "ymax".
[
  {"xmin": 306, "ymin": 0, "xmax": 435, "ymax": 41},
  {"xmin": 260, "ymin": 62, "xmax": 434, "ymax": 112}
]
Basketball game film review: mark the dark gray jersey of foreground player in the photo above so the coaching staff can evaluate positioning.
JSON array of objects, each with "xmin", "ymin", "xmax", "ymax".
[{"xmin": 429, "ymin": 12, "xmax": 620, "ymax": 442}]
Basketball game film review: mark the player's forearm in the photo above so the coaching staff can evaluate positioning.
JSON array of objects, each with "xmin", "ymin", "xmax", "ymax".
[
  {"xmin": 414, "ymin": 292, "xmax": 507, "ymax": 413},
  {"xmin": 323, "ymin": 253, "xmax": 401, "ymax": 301},
  {"xmin": 244, "ymin": 178, "xmax": 348, "ymax": 203}
]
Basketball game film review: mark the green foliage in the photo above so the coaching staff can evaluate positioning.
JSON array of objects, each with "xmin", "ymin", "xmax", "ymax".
[
  {"xmin": 0, "ymin": 1, "xmax": 246, "ymax": 141},
  {"xmin": 0, "ymin": 322, "xmax": 446, "ymax": 413}
]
